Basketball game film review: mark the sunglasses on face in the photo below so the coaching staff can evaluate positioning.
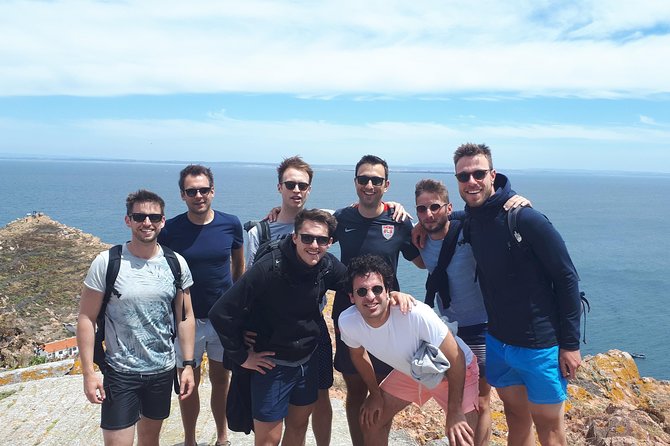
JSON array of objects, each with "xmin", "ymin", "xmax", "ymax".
[
  {"xmin": 455, "ymin": 169, "xmax": 490, "ymax": 183},
  {"xmin": 416, "ymin": 203, "xmax": 447, "ymax": 214},
  {"xmin": 355, "ymin": 285, "xmax": 384, "ymax": 297},
  {"xmin": 129, "ymin": 213, "xmax": 163, "ymax": 223},
  {"xmin": 283, "ymin": 181, "xmax": 310, "ymax": 191},
  {"xmin": 299, "ymin": 233, "xmax": 331, "ymax": 246},
  {"xmin": 183, "ymin": 187, "xmax": 212, "ymax": 197},
  {"xmin": 355, "ymin": 175, "xmax": 385, "ymax": 186}
]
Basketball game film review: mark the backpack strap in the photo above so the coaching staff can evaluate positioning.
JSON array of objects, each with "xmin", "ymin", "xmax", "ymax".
[
  {"xmin": 94, "ymin": 244, "xmax": 123, "ymax": 371},
  {"xmin": 160, "ymin": 245, "xmax": 186, "ymax": 332},
  {"xmin": 424, "ymin": 220, "xmax": 462, "ymax": 309},
  {"xmin": 507, "ymin": 206, "xmax": 527, "ymax": 251},
  {"xmin": 244, "ymin": 220, "xmax": 272, "ymax": 245}
]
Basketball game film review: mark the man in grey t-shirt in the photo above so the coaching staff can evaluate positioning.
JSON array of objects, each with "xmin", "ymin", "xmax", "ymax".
[{"xmin": 77, "ymin": 189, "xmax": 196, "ymax": 446}]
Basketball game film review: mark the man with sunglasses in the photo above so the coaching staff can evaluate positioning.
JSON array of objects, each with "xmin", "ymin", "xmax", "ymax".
[
  {"xmin": 158, "ymin": 165, "xmax": 244, "ymax": 446},
  {"xmin": 209, "ymin": 209, "xmax": 347, "ymax": 446},
  {"xmin": 339, "ymin": 254, "xmax": 478, "ymax": 446},
  {"xmin": 453, "ymin": 143, "xmax": 582, "ymax": 446},
  {"xmin": 77, "ymin": 189, "xmax": 196, "ymax": 446},
  {"xmin": 332, "ymin": 154, "xmax": 424, "ymax": 446}
]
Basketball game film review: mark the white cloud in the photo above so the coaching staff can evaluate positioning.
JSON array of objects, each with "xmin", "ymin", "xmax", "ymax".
[
  {"xmin": 1, "ymin": 0, "xmax": 669, "ymax": 97},
  {"xmin": 639, "ymin": 115, "xmax": 657, "ymax": 125}
]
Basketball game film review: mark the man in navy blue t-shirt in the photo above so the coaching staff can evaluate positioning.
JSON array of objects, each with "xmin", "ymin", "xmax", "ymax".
[{"xmin": 159, "ymin": 164, "xmax": 244, "ymax": 446}]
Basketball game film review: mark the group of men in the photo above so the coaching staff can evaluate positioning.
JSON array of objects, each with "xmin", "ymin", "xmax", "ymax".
[{"xmin": 77, "ymin": 144, "xmax": 584, "ymax": 446}]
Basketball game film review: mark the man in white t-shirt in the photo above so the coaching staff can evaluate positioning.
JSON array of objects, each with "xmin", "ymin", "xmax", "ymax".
[{"xmin": 339, "ymin": 254, "xmax": 478, "ymax": 446}]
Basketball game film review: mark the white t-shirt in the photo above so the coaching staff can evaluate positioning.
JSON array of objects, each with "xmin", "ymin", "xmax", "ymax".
[
  {"xmin": 339, "ymin": 301, "xmax": 474, "ymax": 377},
  {"xmin": 84, "ymin": 243, "xmax": 194, "ymax": 374}
]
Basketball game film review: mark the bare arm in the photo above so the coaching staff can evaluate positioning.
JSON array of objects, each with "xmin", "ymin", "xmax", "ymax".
[
  {"xmin": 559, "ymin": 348, "xmax": 582, "ymax": 380},
  {"xmin": 439, "ymin": 332, "xmax": 474, "ymax": 446},
  {"xmin": 349, "ymin": 346, "xmax": 384, "ymax": 428},
  {"xmin": 76, "ymin": 285, "xmax": 105, "ymax": 404},
  {"xmin": 176, "ymin": 287, "xmax": 196, "ymax": 400},
  {"xmin": 231, "ymin": 246, "xmax": 245, "ymax": 282}
]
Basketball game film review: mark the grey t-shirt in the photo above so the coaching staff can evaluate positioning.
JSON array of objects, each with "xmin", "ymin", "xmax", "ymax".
[
  {"xmin": 420, "ymin": 232, "xmax": 487, "ymax": 327},
  {"xmin": 84, "ymin": 243, "xmax": 194, "ymax": 374}
]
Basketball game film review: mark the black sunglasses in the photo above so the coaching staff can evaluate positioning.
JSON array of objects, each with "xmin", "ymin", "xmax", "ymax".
[
  {"xmin": 129, "ymin": 213, "xmax": 163, "ymax": 223},
  {"xmin": 416, "ymin": 203, "xmax": 447, "ymax": 214},
  {"xmin": 355, "ymin": 175, "xmax": 385, "ymax": 186},
  {"xmin": 299, "ymin": 234, "xmax": 331, "ymax": 246},
  {"xmin": 183, "ymin": 187, "xmax": 212, "ymax": 197},
  {"xmin": 355, "ymin": 285, "xmax": 384, "ymax": 297},
  {"xmin": 455, "ymin": 169, "xmax": 490, "ymax": 183},
  {"xmin": 283, "ymin": 181, "xmax": 310, "ymax": 191}
]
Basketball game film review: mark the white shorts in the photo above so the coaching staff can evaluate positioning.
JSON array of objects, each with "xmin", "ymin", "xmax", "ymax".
[{"xmin": 175, "ymin": 318, "xmax": 224, "ymax": 367}]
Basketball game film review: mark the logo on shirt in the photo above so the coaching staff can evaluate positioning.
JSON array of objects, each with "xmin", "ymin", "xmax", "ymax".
[
  {"xmin": 344, "ymin": 228, "xmax": 357, "ymax": 232},
  {"xmin": 382, "ymin": 225, "xmax": 394, "ymax": 240}
]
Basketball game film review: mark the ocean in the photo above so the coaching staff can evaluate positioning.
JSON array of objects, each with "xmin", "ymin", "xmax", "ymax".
[{"xmin": 1, "ymin": 159, "xmax": 669, "ymax": 380}]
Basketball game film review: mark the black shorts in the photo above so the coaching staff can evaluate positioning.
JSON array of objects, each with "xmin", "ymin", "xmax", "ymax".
[
  {"xmin": 317, "ymin": 317, "xmax": 333, "ymax": 390},
  {"xmin": 333, "ymin": 332, "xmax": 393, "ymax": 377},
  {"xmin": 101, "ymin": 366, "xmax": 175, "ymax": 430}
]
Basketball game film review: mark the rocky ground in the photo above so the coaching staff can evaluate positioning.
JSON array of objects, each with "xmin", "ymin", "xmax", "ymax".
[{"xmin": 2, "ymin": 215, "xmax": 669, "ymax": 445}]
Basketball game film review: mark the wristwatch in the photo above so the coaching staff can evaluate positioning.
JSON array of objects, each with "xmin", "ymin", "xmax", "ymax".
[{"xmin": 182, "ymin": 359, "xmax": 196, "ymax": 368}]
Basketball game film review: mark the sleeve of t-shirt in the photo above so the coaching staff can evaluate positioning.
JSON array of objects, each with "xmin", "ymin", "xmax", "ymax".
[
  {"xmin": 415, "ymin": 304, "xmax": 450, "ymax": 347},
  {"xmin": 339, "ymin": 310, "xmax": 363, "ymax": 349},
  {"xmin": 232, "ymin": 216, "xmax": 244, "ymax": 250},
  {"xmin": 176, "ymin": 253, "xmax": 195, "ymax": 290},
  {"xmin": 400, "ymin": 219, "xmax": 420, "ymax": 261},
  {"xmin": 83, "ymin": 251, "xmax": 109, "ymax": 293},
  {"xmin": 245, "ymin": 226, "xmax": 260, "ymax": 267}
]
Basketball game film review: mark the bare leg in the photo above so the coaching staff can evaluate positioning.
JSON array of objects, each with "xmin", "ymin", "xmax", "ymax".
[
  {"xmin": 209, "ymin": 359, "xmax": 231, "ymax": 444},
  {"xmin": 311, "ymin": 389, "xmax": 332, "ymax": 446},
  {"xmin": 343, "ymin": 372, "xmax": 390, "ymax": 446},
  {"xmin": 136, "ymin": 417, "xmax": 164, "ymax": 446},
  {"xmin": 102, "ymin": 425, "xmax": 135, "ymax": 446},
  {"xmin": 178, "ymin": 366, "xmax": 202, "ymax": 446},
  {"xmin": 254, "ymin": 419, "xmax": 283, "ymax": 446},
  {"xmin": 496, "ymin": 386, "xmax": 534, "ymax": 446},
  {"xmin": 474, "ymin": 377, "xmax": 492, "ymax": 446},
  {"xmin": 362, "ymin": 390, "xmax": 410, "ymax": 446},
  {"xmin": 530, "ymin": 401, "xmax": 567, "ymax": 446},
  {"xmin": 282, "ymin": 403, "xmax": 315, "ymax": 446}
]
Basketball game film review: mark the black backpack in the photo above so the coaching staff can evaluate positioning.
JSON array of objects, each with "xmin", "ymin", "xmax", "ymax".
[
  {"xmin": 243, "ymin": 220, "xmax": 272, "ymax": 262},
  {"xmin": 92, "ymin": 244, "xmax": 184, "ymax": 372}
]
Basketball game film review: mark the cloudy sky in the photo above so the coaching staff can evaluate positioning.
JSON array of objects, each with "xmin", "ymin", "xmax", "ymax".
[{"xmin": 1, "ymin": 0, "xmax": 669, "ymax": 172}]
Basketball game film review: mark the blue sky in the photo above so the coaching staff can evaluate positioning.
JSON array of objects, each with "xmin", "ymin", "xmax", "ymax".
[{"xmin": 1, "ymin": 1, "xmax": 669, "ymax": 172}]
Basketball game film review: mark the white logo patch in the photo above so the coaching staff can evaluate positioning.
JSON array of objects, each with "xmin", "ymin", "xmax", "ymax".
[{"xmin": 382, "ymin": 225, "xmax": 394, "ymax": 240}]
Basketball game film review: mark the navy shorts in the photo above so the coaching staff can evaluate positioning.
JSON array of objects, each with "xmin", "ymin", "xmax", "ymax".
[
  {"xmin": 458, "ymin": 323, "xmax": 487, "ymax": 376},
  {"xmin": 101, "ymin": 366, "xmax": 175, "ymax": 430},
  {"xmin": 333, "ymin": 332, "xmax": 393, "ymax": 377},
  {"xmin": 486, "ymin": 334, "xmax": 567, "ymax": 404},
  {"xmin": 317, "ymin": 317, "xmax": 334, "ymax": 390},
  {"xmin": 250, "ymin": 353, "xmax": 318, "ymax": 422}
]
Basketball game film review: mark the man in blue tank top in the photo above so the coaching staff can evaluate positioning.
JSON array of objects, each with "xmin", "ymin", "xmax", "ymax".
[{"xmin": 159, "ymin": 164, "xmax": 244, "ymax": 446}]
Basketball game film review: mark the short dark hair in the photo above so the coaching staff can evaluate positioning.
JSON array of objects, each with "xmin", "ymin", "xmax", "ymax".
[
  {"xmin": 415, "ymin": 179, "xmax": 449, "ymax": 203},
  {"xmin": 179, "ymin": 164, "xmax": 214, "ymax": 191},
  {"xmin": 126, "ymin": 189, "xmax": 165, "ymax": 215},
  {"xmin": 453, "ymin": 143, "xmax": 493, "ymax": 169},
  {"xmin": 346, "ymin": 254, "xmax": 395, "ymax": 294},
  {"xmin": 355, "ymin": 155, "xmax": 389, "ymax": 179},
  {"xmin": 277, "ymin": 156, "xmax": 314, "ymax": 184},
  {"xmin": 294, "ymin": 209, "xmax": 337, "ymax": 237}
]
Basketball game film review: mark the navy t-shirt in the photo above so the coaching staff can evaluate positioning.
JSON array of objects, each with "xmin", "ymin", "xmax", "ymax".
[
  {"xmin": 332, "ymin": 204, "xmax": 419, "ymax": 324},
  {"xmin": 159, "ymin": 210, "xmax": 243, "ymax": 318}
]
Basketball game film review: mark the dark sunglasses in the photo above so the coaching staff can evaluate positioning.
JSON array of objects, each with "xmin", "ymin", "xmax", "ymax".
[
  {"xmin": 416, "ymin": 203, "xmax": 447, "ymax": 214},
  {"xmin": 130, "ymin": 213, "xmax": 163, "ymax": 223},
  {"xmin": 455, "ymin": 169, "xmax": 490, "ymax": 183},
  {"xmin": 283, "ymin": 181, "xmax": 310, "ymax": 191},
  {"xmin": 355, "ymin": 285, "xmax": 384, "ymax": 297},
  {"xmin": 299, "ymin": 234, "xmax": 331, "ymax": 246},
  {"xmin": 355, "ymin": 175, "xmax": 385, "ymax": 186},
  {"xmin": 183, "ymin": 187, "xmax": 212, "ymax": 197}
]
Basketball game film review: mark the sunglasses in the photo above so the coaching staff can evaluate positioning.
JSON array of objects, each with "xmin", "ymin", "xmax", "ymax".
[
  {"xmin": 455, "ymin": 169, "xmax": 490, "ymax": 183},
  {"xmin": 183, "ymin": 187, "xmax": 212, "ymax": 197},
  {"xmin": 283, "ymin": 181, "xmax": 310, "ymax": 191},
  {"xmin": 299, "ymin": 233, "xmax": 331, "ymax": 246},
  {"xmin": 355, "ymin": 175, "xmax": 385, "ymax": 186},
  {"xmin": 355, "ymin": 285, "xmax": 384, "ymax": 297},
  {"xmin": 129, "ymin": 213, "xmax": 163, "ymax": 223},
  {"xmin": 416, "ymin": 203, "xmax": 447, "ymax": 214}
]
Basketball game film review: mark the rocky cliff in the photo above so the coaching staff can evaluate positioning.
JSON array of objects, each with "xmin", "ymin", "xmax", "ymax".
[{"xmin": 1, "ymin": 215, "xmax": 668, "ymax": 445}]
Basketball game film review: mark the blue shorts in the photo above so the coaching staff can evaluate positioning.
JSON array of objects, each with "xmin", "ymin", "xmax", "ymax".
[
  {"xmin": 250, "ymin": 353, "xmax": 318, "ymax": 422},
  {"xmin": 486, "ymin": 334, "xmax": 567, "ymax": 404}
]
